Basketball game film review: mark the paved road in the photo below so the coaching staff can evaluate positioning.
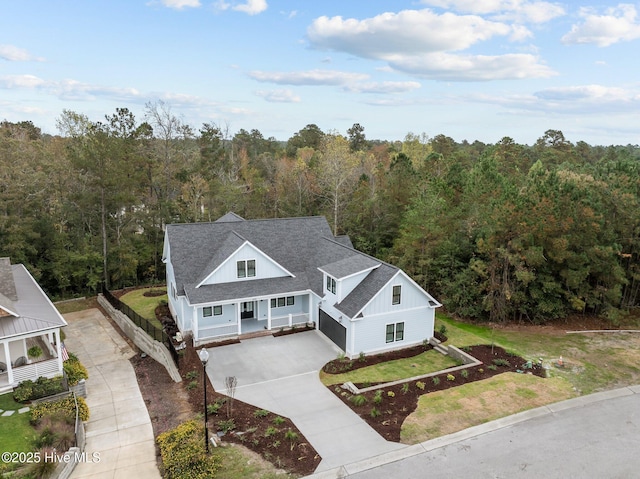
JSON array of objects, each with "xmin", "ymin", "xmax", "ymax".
[
  {"xmin": 308, "ymin": 386, "xmax": 640, "ymax": 478},
  {"xmin": 204, "ymin": 331, "xmax": 403, "ymax": 472},
  {"xmin": 64, "ymin": 309, "xmax": 161, "ymax": 479}
]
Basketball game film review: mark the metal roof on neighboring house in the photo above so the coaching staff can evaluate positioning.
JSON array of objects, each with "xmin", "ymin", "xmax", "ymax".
[
  {"xmin": 0, "ymin": 258, "xmax": 67, "ymax": 339},
  {"xmin": 165, "ymin": 215, "xmax": 405, "ymax": 316}
]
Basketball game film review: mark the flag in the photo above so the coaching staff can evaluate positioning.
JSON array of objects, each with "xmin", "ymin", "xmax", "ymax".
[{"xmin": 61, "ymin": 342, "xmax": 70, "ymax": 361}]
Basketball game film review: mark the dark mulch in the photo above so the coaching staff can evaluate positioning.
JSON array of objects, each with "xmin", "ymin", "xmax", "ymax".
[
  {"xmin": 143, "ymin": 289, "xmax": 167, "ymax": 297},
  {"xmin": 326, "ymin": 344, "xmax": 545, "ymax": 442}
]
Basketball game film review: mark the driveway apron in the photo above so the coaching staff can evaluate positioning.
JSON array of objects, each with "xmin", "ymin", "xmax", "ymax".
[
  {"xmin": 63, "ymin": 309, "xmax": 161, "ymax": 479},
  {"xmin": 204, "ymin": 330, "xmax": 403, "ymax": 472}
]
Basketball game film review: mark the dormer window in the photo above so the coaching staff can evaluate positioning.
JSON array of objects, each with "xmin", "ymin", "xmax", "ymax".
[
  {"xmin": 237, "ymin": 259, "xmax": 256, "ymax": 278},
  {"xmin": 326, "ymin": 275, "xmax": 336, "ymax": 294}
]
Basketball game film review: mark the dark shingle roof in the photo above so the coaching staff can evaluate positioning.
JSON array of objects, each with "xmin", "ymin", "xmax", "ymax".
[
  {"xmin": 335, "ymin": 265, "xmax": 398, "ymax": 317},
  {"xmin": 165, "ymin": 215, "xmax": 402, "ymax": 317}
]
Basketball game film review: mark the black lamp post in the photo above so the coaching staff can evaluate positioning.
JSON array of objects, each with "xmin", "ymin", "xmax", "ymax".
[{"xmin": 198, "ymin": 348, "xmax": 210, "ymax": 453}]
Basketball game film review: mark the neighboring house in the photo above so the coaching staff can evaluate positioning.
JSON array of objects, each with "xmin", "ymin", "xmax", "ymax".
[
  {"xmin": 163, "ymin": 213, "xmax": 441, "ymax": 357},
  {"xmin": 0, "ymin": 258, "xmax": 67, "ymax": 393}
]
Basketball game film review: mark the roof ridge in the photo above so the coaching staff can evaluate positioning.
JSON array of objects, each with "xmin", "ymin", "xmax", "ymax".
[{"xmin": 321, "ymin": 236, "xmax": 398, "ymax": 271}]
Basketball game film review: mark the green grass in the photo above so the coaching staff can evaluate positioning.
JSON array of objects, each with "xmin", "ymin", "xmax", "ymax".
[
  {"xmin": 320, "ymin": 349, "xmax": 458, "ymax": 386},
  {"xmin": 119, "ymin": 288, "xmax": 167, "ymax": 329},
  {"xmin": 0, "ymin": 393, "xmax": 35, "ymax": 454}
]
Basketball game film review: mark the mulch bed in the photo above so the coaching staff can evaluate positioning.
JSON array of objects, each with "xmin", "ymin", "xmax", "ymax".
[{"xmin": 326, "ymin": 344, "xmax": 545, "ymax": 442}]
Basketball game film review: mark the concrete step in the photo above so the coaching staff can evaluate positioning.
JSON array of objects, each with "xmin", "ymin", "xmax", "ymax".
[{"xmin": 434, "ymin": 344, "xmax": 449, "ymax": 355}]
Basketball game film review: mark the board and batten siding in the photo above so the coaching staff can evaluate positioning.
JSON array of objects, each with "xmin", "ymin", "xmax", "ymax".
[
  {"xmin": 351, "ymin": 307, "xmax": 434, "ymax": 357},
  {"xmin": 361, "ymin": 271, "xmax": 429, "ymax": 316},
  {"xmin": 200, "ymin": 242, "xmax": 290, "ymax": 285}
]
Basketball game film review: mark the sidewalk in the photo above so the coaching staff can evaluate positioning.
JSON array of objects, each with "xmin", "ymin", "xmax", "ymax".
[{"xmin": 63, "ymin": 309, "xmax": 161, "ymax": 479}]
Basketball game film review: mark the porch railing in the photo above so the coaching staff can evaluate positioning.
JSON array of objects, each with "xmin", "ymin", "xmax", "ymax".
[
  {"xmin": 199, "ymin": 323, "xmax": 238, "ymax": 340},
  {"xmin": 12, "ymin": 358, "xmax": 60, "ymax": 383},
  {"xmin": 271, "ymin": 313, "xmax": 310, "ymax": 329}
]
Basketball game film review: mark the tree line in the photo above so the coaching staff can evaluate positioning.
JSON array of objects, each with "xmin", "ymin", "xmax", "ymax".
[{"xmin": 1, "ymin": 102, "xmax": 638, "ymax": 325}]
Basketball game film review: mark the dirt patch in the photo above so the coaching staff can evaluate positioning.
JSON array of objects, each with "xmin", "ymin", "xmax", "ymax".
[{"xmin": 326, "ymin": 345, "xmax": 545, "ymax": 442}]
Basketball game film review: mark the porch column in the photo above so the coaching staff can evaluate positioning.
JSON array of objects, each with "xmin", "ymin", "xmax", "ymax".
[
  {"xmin": 192, "ymin": 307, "xmax": 199, "ymax": 343},
  {"xmin": 3, "ymin": 341, "xmax": 13, "ymax": 385},
  {"xmin": 55, "ymin": 331, "xmax": 63, "ymax": 372},
  {"xmin": 236, "ymin": 304, "xmax": 242, "ymax": 335},
  {"xmin": 267, "ymin": 300, "xmax": 272, "ymax": 331}
]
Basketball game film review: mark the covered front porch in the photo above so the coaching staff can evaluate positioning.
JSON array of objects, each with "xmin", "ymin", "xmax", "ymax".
[
  {"xmin": 0, "ymin": 329, "xmax": 64, "ymax": 393},
  {"xmin": 193, "ymin": 292, "xmax": 315, "ymax": 344}
]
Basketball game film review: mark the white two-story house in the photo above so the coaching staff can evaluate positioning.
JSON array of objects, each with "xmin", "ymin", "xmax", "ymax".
[{"xmin": 163, "ymin": 213, "xmax": 440, "ymax": 357}]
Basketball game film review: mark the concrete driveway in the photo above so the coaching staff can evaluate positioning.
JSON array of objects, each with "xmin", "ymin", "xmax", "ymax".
[
  {"xmin": 64, "ymin": 309, "xmax": 161, "ymax": 479},
  {"xmin": 204, "ymin": 330, "xmax": 403, "ymax": 472}
]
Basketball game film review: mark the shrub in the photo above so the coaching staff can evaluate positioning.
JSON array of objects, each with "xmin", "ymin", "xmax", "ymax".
[
  {"xmin": 264, "ymin": 426, "xmax": 278, "ymax": 437},
  {"xmin": 63, "ymin": 357, "xmax": 88, "ymax": 386},
  {"xmin": 14, "ymin": 376, "xmax": 66, "ymax": 403},
  {"xmin": 492, "ymin": 358, "xmax": 511, "ymax": 367},
  {"xmin": 358, "ymin": 351, "xmax": 366, "ymax": 362},
  {"xmin": 488, "ymin": 365, "xmax": 497, "ymax": 371},
  {"xmin": 438, "ymin": 324, "xmax": 448, "ymax": 336},
  {"xmin": 416, "ymin": 381, "xmax": 426, "ymax": 390},
  {"xmin": 31, "ymin": 396, "xmax": 89, "ymax": 422},
  {"xmin": 370, "ymin": 407, "xmax": 381, "ymax": 418},
  {"xmin": 387, "ymin": 391, "xmax": 395, "ymax": 398},
  {"xmin": 373, "ymin": 390, "xmax": 383, "ymax": 405},
  {"xmin": 432, "ymin": 376, "xmax": 440, "ymax": 386},
  {"xmin": 157, "ymin": 420, "xmax": 218, "ymax": 479},
  {"xmin": 186, "ymin": 380, "xmax": 198, "ymax": 390},
  {"xmin": 185, "ymin": 370, "xmax": 198, "ymax": 380},
  {"xmin": 285, "ymin": 429, "xmax": 298, "ymax": 449},
  {"xmin": 446, "ymin": 374, "xmax": 455, "ymax": 381},
  {"xmin": 401, "ymin": 383, "xmax": 410, "ymax": 394},
  {"xmin": 28, "ymin": 346, "xmax": 43, "ymax": 359},
  {"xmin": 272, "ymin": 416, "xmax": 285, "ymax": 426},
  {"xmin": 217, "ymin": 419, "xmax": 236, "ymax": 433},
  {"xmin": 350, "ymin": 395, "xmax": 367, "ymax": 407},
  {"xmin": 461, "ymin": 369, "xmax": 469, "ymax": 379},
  {"xmin": 254, "ymin": 409, "xmax": 270, "ymax": 418}
]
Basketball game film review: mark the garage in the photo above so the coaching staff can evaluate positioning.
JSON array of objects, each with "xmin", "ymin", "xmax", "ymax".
[{"xmin": 318, "ymin": 309, "xmax": 346, "ymax": 351}]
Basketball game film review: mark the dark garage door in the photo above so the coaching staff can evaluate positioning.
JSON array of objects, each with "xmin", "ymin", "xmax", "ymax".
[{"xmin": 319, "ymin": 309, "xmax": 346, "ymax": 351}]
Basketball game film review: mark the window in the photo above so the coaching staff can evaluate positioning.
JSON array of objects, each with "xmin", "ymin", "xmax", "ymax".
[
  {"xmin": 237, "ymin": 260, "xmax": 256, "ymax": 278},
  {"xmin": 326, "ymin": 275, "xmax": 336, "ymax": 294},
  {"xmin": 203, "ymin": 306, "xmax": 212, "ymax": 317},
  {"xmin": 386, "ymin": 322, "xmax": 405, "ymax": 343},
  {"xmin": 392, "ymin": 285, "xmax": 401, "ymax": 305},
  {"xmin": 213, "ymin": 305, "xmax": 222, "ymax": 316},
  {"xmin": 271, "ymin": 296, "xmax": 295, "ymax": 308}
]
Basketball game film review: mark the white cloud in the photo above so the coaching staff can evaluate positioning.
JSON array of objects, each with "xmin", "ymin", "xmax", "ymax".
[
  {"xmin": 214, "ymin": 0, "xmax": 266, "ymax": 14},
  {"xmin": 159, "ymin": 0, "xmax": 201, "ymax": 9},
  {"xmin": 0, "ymin": 45, "xmax": 44, "ymax": 62},
  {"xmin": 420, "ymin": 0, "xmax": 565, "ymax": 23},
  {"xmin": 307, "ymin": 9, "xmax": 554, "ymax": 81},
  {"xmin": 562, "ymin": 4, "xmax": 640, "ymax": 46},
  {"xmin": 386, "ymin": 52, "xmax": 555, "ymax": 81},
  {"xmin": 249, "ymin": 69, "xmax": 369, "ymax": 86},
  {"xmin": 344, "ymin": 81, "xmax": 422, "ymax": 94},
  {"xmin": 308, "ymin": 10, "xmax": 513, "ymax": 57},
  {"xmin": 255, "ymin": 89, "xmax": 300, "ymax": 103}
]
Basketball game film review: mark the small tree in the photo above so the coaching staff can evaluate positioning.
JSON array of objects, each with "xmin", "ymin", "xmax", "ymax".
[{"xmin": 224, "ymin": 376, "xmax": 237, "ymax": 418}]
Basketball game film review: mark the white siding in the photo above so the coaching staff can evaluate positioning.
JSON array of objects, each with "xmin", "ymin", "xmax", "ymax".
[
  {"xmin": 351, "ymin": 307, "xmax": 435, "ymax": 357},
  {"xmin": 339, "ymin": 270, "xmax": 371, "ymax": 302},
  {"xmin": 361, "ymin": 272, "xmax": 429, "ymax": 317},
  {"xmin": 201, "ymin": 242, "xmax": 291, "ymax": 285}
]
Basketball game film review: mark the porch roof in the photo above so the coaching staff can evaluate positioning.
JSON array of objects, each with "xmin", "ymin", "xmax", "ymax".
[
  {"xmin": 185, "ymin": 273, "xmax": 311, "ymax": 305},
  {"xmin": 0, "ymin": 261, "xmax": 67, "ymax": 340}
]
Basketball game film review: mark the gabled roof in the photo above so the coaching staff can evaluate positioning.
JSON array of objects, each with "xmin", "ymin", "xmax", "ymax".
[
  {"xmin": 165, "ymin": 215, "xmax": 406, "ymax": 314},
  {"xmin": 215, "ymin": 212, "xmax": 245, "ymax": 223},
  {"xmin": 0, "ymin": 258, "xmax": 67, "ymax": 339}
]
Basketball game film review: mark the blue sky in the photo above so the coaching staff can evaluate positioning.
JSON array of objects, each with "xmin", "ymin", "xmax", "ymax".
[{"xmin": 1, "ymin": 1, "xmax": 639, "ymax": 145}]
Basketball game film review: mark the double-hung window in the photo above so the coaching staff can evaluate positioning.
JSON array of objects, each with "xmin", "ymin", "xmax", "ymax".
[
  {"xmin": 203, "ymin": 306, "xmax": 213, "ymax": 317},
  {"xmin": 385, "ymin": 322, "xmax": 405, "ymax": 343},
  {"xmin": 237, "ymin": 259, "xmax": 256, "ymax": 278},
  {"xmin": 326, "ymin": 275, "xmax": 336, "ymax": 294},
  {"xmin": 392, "ymin": 285, "xmax": 401, "ymax": 305}
]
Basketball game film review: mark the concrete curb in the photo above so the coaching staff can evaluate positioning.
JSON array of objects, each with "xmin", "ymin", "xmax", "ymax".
[{"xmin": 302, "ymin": 385, "xmax": 640, "ymax": 478}]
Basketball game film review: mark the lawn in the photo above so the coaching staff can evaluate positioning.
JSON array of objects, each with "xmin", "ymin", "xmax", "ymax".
[
  {"xmin": 119, "ymin": 288, "xmax": 167, "ymax": 329},
  {"xmin": 320, "ymin": 349, "xmax": 458, "ymax": 386},
  {"xmin": 0, "ymin": 393, "xmax": 35, "ymax": 454}
]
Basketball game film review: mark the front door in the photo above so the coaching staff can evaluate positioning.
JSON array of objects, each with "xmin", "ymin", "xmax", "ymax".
[{"xmin": 241, "ymin": 301, "xmax": 254, "ymax": 320}]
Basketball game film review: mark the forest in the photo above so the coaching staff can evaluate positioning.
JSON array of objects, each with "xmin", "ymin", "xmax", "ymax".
[{"xmin": 1, "ymin": 101, "xmax": 638, "ymax": 325}]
